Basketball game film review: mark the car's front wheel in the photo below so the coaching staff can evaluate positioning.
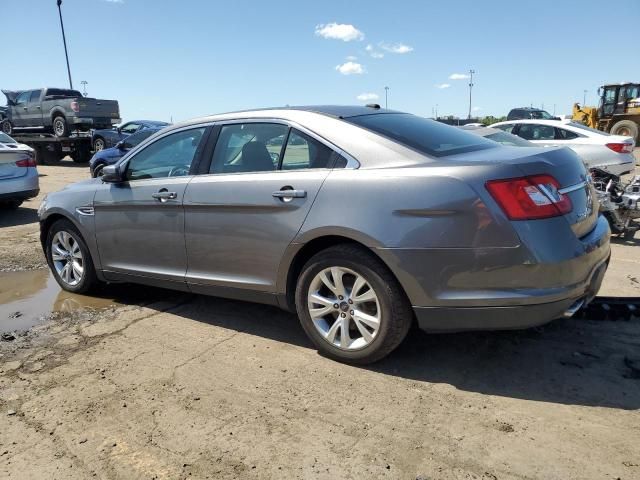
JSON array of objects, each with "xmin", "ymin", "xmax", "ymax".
[
  {"xmin": 295, "ymin": 244, "xmax": 413, "ymax": 364},
  {"xmin": 1, "ymin": 119, "xmax": 12, "ymax": 135},
  {"xmin": 46, "ymin": 219, "xmax": 99, "ymax": 294}
]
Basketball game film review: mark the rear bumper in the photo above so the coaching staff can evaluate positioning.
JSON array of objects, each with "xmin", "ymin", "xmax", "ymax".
[
  {"xmin": 0, "ymin": 187, "xmax": 39, "ymax": 201},
  {"xmin": 376, "ymin": 214, "xmax": 611, "ymax": 332}
]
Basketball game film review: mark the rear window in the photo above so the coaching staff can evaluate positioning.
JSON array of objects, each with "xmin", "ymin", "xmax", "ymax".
[
  {"xmin": 45, "ymin": 88, "xmax": 82, "ymax": 99},
  {"xmin": 345, "ymin": 113, "xmax": 497, "ymax": 157},
  {"xmin": 485, "ymin": 131, "xmax": 532, "ymax": 147}
]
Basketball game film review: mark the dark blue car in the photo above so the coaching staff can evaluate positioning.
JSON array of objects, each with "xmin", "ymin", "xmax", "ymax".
[
  {"xmin": 92, "ymin": 120, "xmax": 169, "ymax": 152},
  {"xmin": 89, "ymin": 126, "xmax": 163, "ymax": 177}
]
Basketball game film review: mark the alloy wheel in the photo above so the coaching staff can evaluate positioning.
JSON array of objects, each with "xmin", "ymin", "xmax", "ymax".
[
  {"xmin": 307, "ymin": 266, "xmax": 381, "ymax": 350},
  {"xmin": 51, "ymin": 231, "xmax": 84, "ymax": 286},
  {"xmin": 94, "ymin": 139, "xmax": 105, "ymax": 151}
]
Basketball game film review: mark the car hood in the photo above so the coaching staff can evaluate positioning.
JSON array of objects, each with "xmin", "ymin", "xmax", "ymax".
[
  {"xmin": 60, "ymin": 178, "xmax": 101, "ymax": 192},
  {"xmin": 90, "ymin": 146, "xmax": 127, "ymax": 165},
  {"xmin": 2, "ymin": 90, "xmax": 19, "ymax": 105}
]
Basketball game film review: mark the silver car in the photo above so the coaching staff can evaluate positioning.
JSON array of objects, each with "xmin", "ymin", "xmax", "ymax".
[
  {"xmin": 0, "ymin": 133, "xmax": 39, "ymax": 209},
  {"xmin": 38, "ymin": 106, "xmax": 610, "ymax": 364},
  {"xmin": 492, "ymin": 119, "xmax": 635, "ymax": 176}
]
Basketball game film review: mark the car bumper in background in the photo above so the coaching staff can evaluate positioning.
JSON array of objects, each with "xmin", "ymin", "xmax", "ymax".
[
  {"xmin": 0, "ymin": 170, "xmax": 40, "ymax": 201},
  {"xmin": 0, "ymin": 188, "xmax": 39, "ymax": 201}
]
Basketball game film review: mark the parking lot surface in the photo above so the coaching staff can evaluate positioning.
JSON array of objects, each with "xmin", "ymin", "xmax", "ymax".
[{"xmin": 1, "ymin": 159, "xmax": 639, "ymax": 479}]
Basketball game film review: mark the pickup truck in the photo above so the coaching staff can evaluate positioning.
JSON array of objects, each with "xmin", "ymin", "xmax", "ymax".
[{"xmin": 1, "ymin": 88, "xmax": 120, "ymax": 138}]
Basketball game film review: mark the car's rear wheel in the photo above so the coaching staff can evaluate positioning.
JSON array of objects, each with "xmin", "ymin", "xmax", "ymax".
[
  {"xmin": 93, "ymin": 137, "xmax": 105, "ymax": 152},
  {"xmin": 295, "ymin": 244, "xmax": 413, "ymax": 364},
  {"xmin": 52, "ymin": 116, "xmax": 69, "ymax": 138},
  {"xmin": 46, "ymin": 219, "xmax": 99, "ymax": 294}
]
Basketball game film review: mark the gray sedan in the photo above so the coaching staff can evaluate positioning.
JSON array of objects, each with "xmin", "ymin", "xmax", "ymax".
[
  {"xmin": 38, "ymin": 106, "xmax": 610, "ymax": 364},
  {"xmin": 0, "ymin": 133, "xmax": 39, "ymax": 209}
]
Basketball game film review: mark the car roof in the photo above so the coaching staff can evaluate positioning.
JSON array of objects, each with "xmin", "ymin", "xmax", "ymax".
[
  {"xmin": 496, "ymin": 119, "xmax": 570, "ymax": 126},
  {"xmin": 510, "ymin": 107, "xmax": 546, "ymax": 111}
]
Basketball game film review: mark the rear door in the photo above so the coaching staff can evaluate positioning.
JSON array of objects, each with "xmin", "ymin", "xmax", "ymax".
[
  {"xmin": 184, "ymin": 121, "xmax": 343, "ymax": 295},
  {"xmin": 26, "ymin": 90, "xmax": 42, "ymax": 126}
]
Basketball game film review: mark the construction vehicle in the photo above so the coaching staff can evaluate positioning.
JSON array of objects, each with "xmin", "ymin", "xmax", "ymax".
[{"xmin": 572, "ymin": 82, "xmax": 640, "ymax": 144}]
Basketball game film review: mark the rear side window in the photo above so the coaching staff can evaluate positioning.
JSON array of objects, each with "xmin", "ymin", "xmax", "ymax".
[
  {"xmin": 556, "ymin": 128, "xmax": 579, "ymax": 140},
  {"xmin": 345, "ymin": 113, "xmax": 496, "ymax": 158},
  {"xmin": 281, "ymin": 129, "xmax": 336, "ymax": 170},
  {"xmin": 517, "ymin": 124, "xmax": 555, "ymax": 141},
  {"xmin": 29, "ymin": 91, "xmax": 40, "ymax": 103}
]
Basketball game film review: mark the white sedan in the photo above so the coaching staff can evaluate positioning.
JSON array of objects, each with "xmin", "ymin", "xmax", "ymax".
[{"xmin": 492, "ymin": 119, "xmax": 635, "ymax": 176}]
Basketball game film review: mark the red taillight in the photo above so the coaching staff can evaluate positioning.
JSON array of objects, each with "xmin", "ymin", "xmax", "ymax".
[
  {"xmin": 70, "ymin": 100, "xmax": 79, "ymax": 112},
  {"xmin": 16, "ymin": 156, "xmax": 37, "ymax": 168},
  {"xmin": 605, "ymin": 142, "xmax": 634, "ymax": 154},
  {"xmin": 486, "ymin": 174, "xmax": 572, "ymax": 220}
]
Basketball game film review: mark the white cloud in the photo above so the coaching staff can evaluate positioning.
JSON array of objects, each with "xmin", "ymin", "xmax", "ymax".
[
  {"xmin": 102, "ymin": 0, "xmax": 124, "ymax": 3},
  {"xmin": 357, "ymin": 93, "xmax": 379, "ymax": 101},
  {"xmin": 346, "ymin": 55, "xmax": 358, "ymax": 61},
  {"xmin": 435, "ymin": 83, "xmax": 451, "ymax": 89},
  {"xmin": 449, "ymin": 73, "xmax": 470, "ymax": 80},
  {"xmin": 315, "ymin": 23, "xmax": 364, "ymax": 42},
  {"xmin": 335, "ymin": 61, "xmax": 365, "ymax": 75},
  {"xmin": 379, "ymin": 42, "xmax": 414, "ymax": 54},
  {"xmin": 365, "ymin": 44, "xmax": 384, "ymax": 58}
]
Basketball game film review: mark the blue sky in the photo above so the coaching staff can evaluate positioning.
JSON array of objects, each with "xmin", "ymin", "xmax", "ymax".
[{"xmin": 3, "ymin": 0, "xmax": 638, "ymax": 122}]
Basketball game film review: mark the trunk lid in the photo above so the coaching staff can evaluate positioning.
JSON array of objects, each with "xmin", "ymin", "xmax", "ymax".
[{"xmin": 0, "ymin": 149, "xmax": 30, "ymax": 179}]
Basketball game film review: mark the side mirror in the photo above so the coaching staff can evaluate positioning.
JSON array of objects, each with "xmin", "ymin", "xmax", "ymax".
[
  {"xmin": 116, "ymin": 140, "xmax": 126, "ymax": 150},
  {"xmin": 101, "ymin": 164, "xmax": 123, "ymax": 183}
]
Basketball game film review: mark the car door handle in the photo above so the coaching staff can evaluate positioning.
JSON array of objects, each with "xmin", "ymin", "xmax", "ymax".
[
  {"xmin": 152, "ymin": 191, "xmax": 177, "ymax": 201},
  {"xmin": 272, "ymin": 189, "xmax": 306, "ymax": 199}
]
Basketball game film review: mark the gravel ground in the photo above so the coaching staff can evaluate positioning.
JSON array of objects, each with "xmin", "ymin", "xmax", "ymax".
[{"xmin": 0, "ymin": 158, "xmax": 639, "ymax": 479}]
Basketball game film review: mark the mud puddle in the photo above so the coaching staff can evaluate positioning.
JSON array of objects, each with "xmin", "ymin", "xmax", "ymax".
[{"xmin": 0, "ymin": 269, "xmax": 172, "ymax": 332}]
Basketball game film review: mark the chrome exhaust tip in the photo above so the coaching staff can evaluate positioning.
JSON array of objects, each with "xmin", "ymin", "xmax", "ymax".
[{"xmin": 563, "ymin": 299, "xmax": 585, "ymax": 318}]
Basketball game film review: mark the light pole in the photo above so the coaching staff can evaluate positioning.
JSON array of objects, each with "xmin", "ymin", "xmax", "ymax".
[
  {"xmin": 435, "ymin": 103, "xmax": 438, "ymax": 119},
  {"xmin": 56, "ymin": 0, "xmax": 73, "ymax": 89},
  {"xmin": 384, "ymin": 86, "xmax": 389, "ymax": 109},
  {"xmin": 467, "ymin": 69, "xmax": 475, "ymax": 119},
  {"xmin": 583, "ymin": 89, "xmax": 587, "ymax": 105},
  {"xmin": 80, "ymin": 80, "xmax": 88, "ymax": 97}
]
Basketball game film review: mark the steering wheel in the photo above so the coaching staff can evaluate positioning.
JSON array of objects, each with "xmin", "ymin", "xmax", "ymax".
[{"xmin": 168, "ymin": 165, "xmax": 190, "ymax": 177}]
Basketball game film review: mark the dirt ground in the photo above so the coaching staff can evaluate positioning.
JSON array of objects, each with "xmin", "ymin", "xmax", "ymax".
[{"xmin": 0, "ymin": 158, "xmax": 639, "ymax": 479}]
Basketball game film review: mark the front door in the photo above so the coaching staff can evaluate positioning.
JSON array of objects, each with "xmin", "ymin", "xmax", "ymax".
[
  {"xmin": 93, "ymin": 126, "xmax": 207, "ymax": 287},
  {"xmin": 184, "ymin": 123, "xmax": 342, "ymax": 295}
]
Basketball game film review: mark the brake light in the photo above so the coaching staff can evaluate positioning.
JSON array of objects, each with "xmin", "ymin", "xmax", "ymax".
[
  {"xmin": 70, "ymin": 100, "xmax": 79, "ymax": 112},
  {"xmin": 16, "ymin": 156, "xmax": 37, "ymax": 168},
  {"xmin": 486, "ymin": 174, "xmax": 572, "ymax": 220},
  {"xmin": 605, "ymin": 143, "xmax": 634, "ymax": 154}
]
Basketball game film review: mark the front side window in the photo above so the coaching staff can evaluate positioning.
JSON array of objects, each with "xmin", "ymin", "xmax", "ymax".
[
  {"xmin": 125, "ymin": 127, "xmax": 205, "ymax": 181},
  {"xmin": 15, "ymin": 91, "xmax": 30, "ymax": 105},
  {"xmin": 281, "ymin": 129, "xmax": 336, "ymax": 170},
  {"xmin": 210, "ymin": 123, "xmax": 288, "ymax": 174},
  {"xmin": 346, "ymin": 113, "xmax": 496, "ymax": 158},
  {"xmin": 517, "ymin": 124, "xmax": 555, "ymax": 141}
]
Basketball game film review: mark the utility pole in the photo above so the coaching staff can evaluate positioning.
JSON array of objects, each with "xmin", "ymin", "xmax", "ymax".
[
  {"xmin": 384, "ymin": 86, "xmax": 389, "ymax": 109},
  {"xmin": 553, "ymin": 104, "xmax": 556, "ymax": 115},
  {"xmin": 435, "ymin": 103, "xmax": 438, "ymax": 119},
  {"xmin": 583, "ymin": 89, "xmax": 587, "ymax": 105},
  {"xmin": 467, "ymin": 69, "xmax": 475, "ymax": 119},
  {"xmin": 80, "ymin": 80, "xmax": 88, "ymax": 97},
  {"xmin": 56, "ymin": 0, "xmax": 73, "ymax": 89}
]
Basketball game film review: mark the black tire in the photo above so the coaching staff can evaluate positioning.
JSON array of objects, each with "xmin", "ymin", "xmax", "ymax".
[
  {"xmin": 1, "ymin": 119, "xmax": 12, "ymax": 135},
  {"xmin": 93, "ymin": 137, "xmax": 105, "ymax": 152},
  {"xmin": 52, "ymin": 116, "xmax": 69, "ymax": 138},
  {"xmin": 45, "ymin": 218, "xmax": 99, "ymax": 294},
  {"xmin": 610, "ymin": 120, "xmax": 639, "ymax": 145},
  {"xmin": 295, "ymin": 244, "xmax": 413, "ymax": 364},
  {"xmin": 92, "ymin": 163, "xmax": 105, "ymax": 178}
]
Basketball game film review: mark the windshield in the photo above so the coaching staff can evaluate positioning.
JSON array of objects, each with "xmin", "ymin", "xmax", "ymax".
[
  {"xmin": 485, "ymin": 131, "xmax": 533, "ymax": 147},
  {"xmin": 0, "ymin": 133, "xmax": 16, "ymax": 144},
  {"xmin": 567, "ymin": 122, "xmax": 610, "ymax": 136},
  {"xmin": 345, "ymin": 113, "xmax": 497, "ymax": 158},
  {"xmin": 126, "ymin": 129, "xmax": 158, "ymax": 147}
]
